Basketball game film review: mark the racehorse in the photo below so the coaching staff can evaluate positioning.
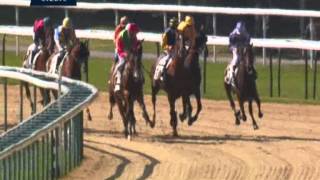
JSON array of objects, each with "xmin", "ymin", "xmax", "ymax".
[
  {"xmin": 108, "ymin": 40, "xmax": 154, "ymax": 139},
  {"xmin": 22, "ymin": 28, "xmax": 54, "ymax": 113},
  {"xmin": 151, "ymin": 27, "xmax": 207, "ymax": 136},
  {"xmin": 47, "ymin": 39, "xmax": 92, "ymax": 120},
  {"xmin": 224, "ymin": 44, "xmax": 263, "ymax": 129}
]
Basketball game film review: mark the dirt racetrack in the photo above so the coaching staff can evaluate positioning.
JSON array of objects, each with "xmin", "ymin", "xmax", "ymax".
[{"xmin": 2, "ymin": 86, "xmax": 320, "ymax": 180}]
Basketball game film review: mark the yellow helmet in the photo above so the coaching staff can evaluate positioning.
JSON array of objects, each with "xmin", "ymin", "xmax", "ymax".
[
  {"xmin": 185, "ymin": 16, "xmax": 193, "ymax": 26},
  {"xmin": 62, "ymin": 17, "xmax": 71, "ymax": 28}
]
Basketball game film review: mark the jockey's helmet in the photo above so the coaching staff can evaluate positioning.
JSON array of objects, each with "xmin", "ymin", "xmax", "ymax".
[
  {"xmin": 62, "ymin": 17, "xmax": 72, "ymax": 29},
  {"xmin": 185, "ymin": 16, "xmax": 194, "ymax": 26},
  {"xmin": 169, "ymin": 17, "xmax": 178, "ymax": 28},
  {"xmin": 126, "ymin": 23, "xmax": 140, "ymax": 35},
  {"xmin": 120, "ymin": 16, "xmax": 128, "ymax": 26},
  {"xmin": 43, "ymin": 17, "xmax": 51, "ymax": 27}
]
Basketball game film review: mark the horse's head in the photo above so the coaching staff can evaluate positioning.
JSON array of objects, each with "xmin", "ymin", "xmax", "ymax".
[
  {"xmin": 194, "ymin": 26, "xmax": 208, "ymax": 52},
  {"xmin": 238, "ymin": 44, "xmax": 255, "ymax": 75},
  {"xmin": 71, "ymin": 39, "xmax": 90, "ymax": 65},
  {"xmin": 128, "ymin": 39, "xmax": 144, "ymax": 82}
]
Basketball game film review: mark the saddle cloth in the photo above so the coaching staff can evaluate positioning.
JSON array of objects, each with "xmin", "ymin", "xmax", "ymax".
[
  {"xmin": 153, "ymin": 55, "xmax": 172, "ymax": 80},
  {"xmin": 224, "ymin": 65, "xmax": 238, "ymax": 87},
  {"xmin": 48, "ymin": 53, "xmax": 61, "ymax": 74}
]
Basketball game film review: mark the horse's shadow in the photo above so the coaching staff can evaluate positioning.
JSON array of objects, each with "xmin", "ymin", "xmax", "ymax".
[
  {"xmin": 84, "ymin": 127, "xmax": 320, "ymax": 146},
  {"xmin": 151, "ymin": 134, "xmax": 320, "ymax": 145}
]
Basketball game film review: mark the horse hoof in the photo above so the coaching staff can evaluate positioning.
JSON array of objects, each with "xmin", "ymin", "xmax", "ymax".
[
  {"xmin": 259, "ymin": 112, "xmax": 263, "ymax": 118},
  {"xmin": 127, "ymin": 135, "xmax": 132, "ymax": 141},
  {"xmin": 253, "ymin": 125, "xmax": 259, "ymax": 130},
  {"xmin": 150, "ymin": 121, "xmax": 155, "ymax": 128},
  {"xmin": 179, "ymin": 113, "xmax": 187, "ymax": 122},
  {"xmin": 235, "ymin": 119, "xmax": 241, "ymax": 126},
  {"xmin": 173, "ymin": 131, "xmax": 179, "ymax": 137},
  {"xmin": 242, "ymin": 116, "xmax": 247, "ymax": 122},
  {"xmin": 108, "ymin": 113, "xmax": 113, "ymax": 120},
  {"xmin": 188, "ymin": 117, "xmax": 196, "ymax": 126}
]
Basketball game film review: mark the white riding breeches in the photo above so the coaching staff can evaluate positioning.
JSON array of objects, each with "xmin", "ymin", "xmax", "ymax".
[{"xmin": 231, "ymin": 48, "xmax": 239, "ymax": 67}]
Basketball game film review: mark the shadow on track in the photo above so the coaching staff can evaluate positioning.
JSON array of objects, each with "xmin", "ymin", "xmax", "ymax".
[{"xmin": 85, "ymin": 139, "xmax": 160, "ymax": 180}]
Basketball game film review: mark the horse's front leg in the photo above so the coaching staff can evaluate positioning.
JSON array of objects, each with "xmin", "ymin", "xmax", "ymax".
[
  {"xmin": 224, "ymin": 83, "xmax": 240, "ymax": 125},
  {"xmin": 137, "ymin": 91, "xmax": 154, "ymax": 128},
  {"xmin": 189, "ymin": 89, "xmax": 201, "ymax": 126},
  {"xmin": 23, "ymin": 82, "xmax": 35, "ymax": 115},
  {"xmin": 168, "ymin": 95, "xmax": 178, "ymax": 137},
  {"xmin": 108, "ymin": 90, "xmax": 115, "ymax": 120},
  {"xmin": 179, "ymin": 95, "xmax": 189, "ymax": 122},
  {"xmin": 255, "ymin": 94, "xmax": 263, "ymax": 118},
  {"xmin": 237, "ymin": 96, "xmax": 247, "ymax": 122},
  {"xmin": 248, "ymin": 100, "xmax": 259, "ymax": 130}
]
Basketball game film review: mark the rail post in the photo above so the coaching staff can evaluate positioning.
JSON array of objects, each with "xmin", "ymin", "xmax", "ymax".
[
  {"xmin": 304, "ymin": 50, "xmax": 308, "ymax": 99},
  {"xmin": 15, "ymin": 7, "xmax": 19, "ymax": 56},
  {"xmin": 262, "ymin": 16, "xmax": 269, "ymax": 66},
  {"xmin": 163, "ymin": 12, "xmax": 167, "ymax": 32},
  {"xmin": 114, "ymin": 10, "xmax": 119, "ymax": 27},
  {"xmin": 277, "ymin": 49, "xmax": 282, "ymax": 97},
  {"xmin": 269, "ymin": 49, "xmax": 273, "ymax": 97},
  {"xmin": 212, "ymin": 14, "xmax": 217, "ymax": 63},
  {"xmin": 2, "ymin": 34, "xmax": 7, "ymax": 131},
  {"xmin": 20, "ymin": 81, "xmax": 23, "ymax": 122},
  {"xmin": 313, "ymin": 51, "xmax": 318, "ymax": 99}
]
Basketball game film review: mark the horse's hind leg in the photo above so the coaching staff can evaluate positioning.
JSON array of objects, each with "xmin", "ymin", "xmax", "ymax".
[
  {"xmin": 255, "ymin": 95, "xmax": 263, "ymax": 118},
  {"xmin": 137, "ymin": 92, "xmax": 154, "ymax": 128},
  {"xmin": 86, "ymin": 108, "xmax": 92, "ymax": 121},
  {"xmin": 249, "ymin": 100, "xmax": 259, "ymax": 130},
  {"xmin": 39, "ymin": 88, "xmax": 49, "ymax": 106},
  {"xmin": 224, "ymin": 83, "xmax": 240, "ymax": 125},
  {"xmin": 24, "ymin": 82, "xmax": 35, "ymax": 114},
  {"xmin": 151, "ymin": 84, "xmax": 160, "ymax": 125},
  {"xmin": 108, "ymin": 92, "xmax": 115, "ymax": 120},
  {"xmin": 168, "ymin": 95, "xmax": 178, "ymax": 137},
  {"xmin": 179, "ymin": 96, "xmax": 189, "ymax": 122}
]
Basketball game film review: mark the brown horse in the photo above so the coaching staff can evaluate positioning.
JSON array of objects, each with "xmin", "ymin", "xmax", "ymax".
[
  {"xmin": 108, "ymin": 40, "xmax": 154, "ymax": 139},
  {"xmin": 47, "ymin": 40, "xmax": 92, "ymax": 120},
  {"xmin": 224, "ymin": 44, "xmax": 263, "ymax": 129},
  {"xmin": 23, "ymin": 28, "xmax": 55, "ymax": 113},
  {"xmin": 151, "ymin": 29, "xmax": 207, "ymax": 136}
]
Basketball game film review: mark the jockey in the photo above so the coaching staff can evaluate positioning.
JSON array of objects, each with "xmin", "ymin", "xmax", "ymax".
[
  {"xmin": 154, "ymin": 17, "xmax": 178, "ymax": 81},
  {"xmin": 229, "ymin": 21, "xmax": 251, "ymax": 84},
  {"xmin": 54, "ymin": 17, "xmax": 77, "ymax": 66},
  {"xmin": 31, "ymin": 17, "xmax": 52, "ymax": 63},
  {"xmin": 177, "ymin": 15, "xmax": 196, "ymax": 50},
  {"xmin": 114, "ymin": 23, "xmax": 140, "ymax": 92},
  {"xmin": 114, "ymin": 16, "xmax": 128, "ymax": 43},
  {"xmin": 114, "ymin": 16, "xmax": 129, "ymax": 62}
]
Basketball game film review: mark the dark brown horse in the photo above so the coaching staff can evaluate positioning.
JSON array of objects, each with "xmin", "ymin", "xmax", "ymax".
[
  {"xmin": 108, "ymin": 40, "xmax": 154, "ymax": 139},
  {"xmin": 224, "ymin": 44, "xmax": 263, "ymax": 129},
  {"xmin": 151, "ymin": 29, "xmax": 207, "ymax": 136},
  {"xmin": 23, "ymin": 28, "xmax": 55, "ymax": 113},
  {"xmin": 47, "ymin": 40, "xmax": 92, "ymax": 120}
]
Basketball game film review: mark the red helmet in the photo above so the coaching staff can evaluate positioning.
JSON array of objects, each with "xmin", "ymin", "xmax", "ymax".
[{"xmin": 126, "ymin": 23, "xmax": 140, "ymax": 34}]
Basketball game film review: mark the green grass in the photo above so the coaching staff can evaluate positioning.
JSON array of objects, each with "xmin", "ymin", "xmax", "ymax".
[{"xmin": 1, "ymin": 43, "xmax": 320, "ymax": 105}]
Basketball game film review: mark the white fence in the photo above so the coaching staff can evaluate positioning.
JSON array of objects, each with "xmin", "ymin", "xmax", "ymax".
[
  {"xmin": 1, "ymin": 0, "xmax": 320, "ymax": 63},
  {"xmin": 1, "ymin": 25, "xmax": 320, "ymax": 51}
]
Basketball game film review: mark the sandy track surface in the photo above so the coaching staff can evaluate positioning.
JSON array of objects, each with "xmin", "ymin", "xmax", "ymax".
[{"xmin": 2, "ymin": 86, "xmax": 320, "ymax": 180}]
